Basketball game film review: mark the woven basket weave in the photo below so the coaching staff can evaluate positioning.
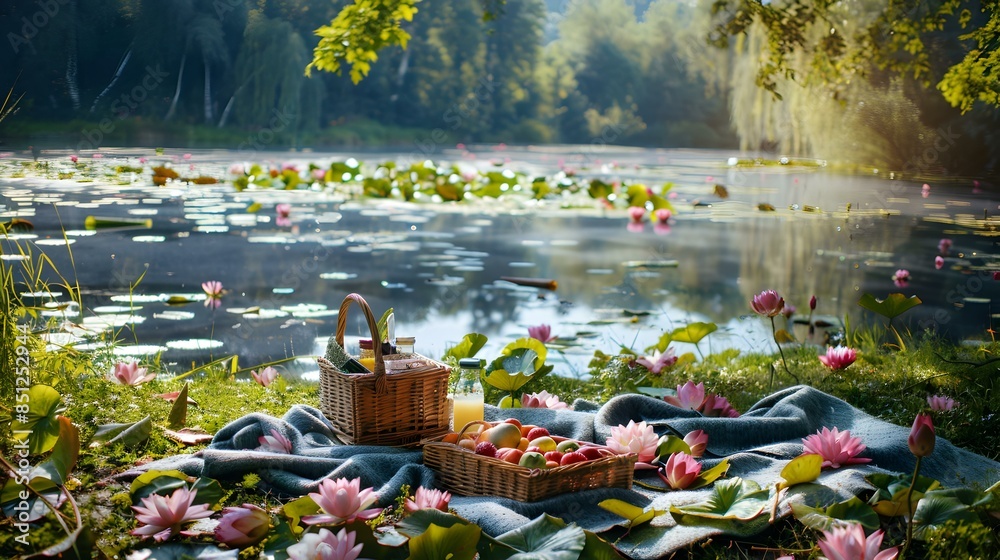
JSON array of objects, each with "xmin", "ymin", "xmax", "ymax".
[
  {"xmin": 318, "ymin": 293, "xmax": 451, "ymax": 447},
  {"xmin": 423, "ymin": 421, "xmax": 637, "ymax": 501}
]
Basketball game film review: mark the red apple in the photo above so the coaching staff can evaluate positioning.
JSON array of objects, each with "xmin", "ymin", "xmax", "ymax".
[
  {"xmin": 560, "ymin": 451, "xmax": 588, "ymax": 466},
  {"xmin": 525, "ymin": 427, "xmax": 550, "ymax": 440},
  {"xmin": 544, "ymin": 451, "xmax": 564, "ymax": 463}
]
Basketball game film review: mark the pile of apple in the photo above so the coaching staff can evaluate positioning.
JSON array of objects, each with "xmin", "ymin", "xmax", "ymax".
[{"xmin": 441, "ymin": 419, "xmax": 616, "ymax": 469}]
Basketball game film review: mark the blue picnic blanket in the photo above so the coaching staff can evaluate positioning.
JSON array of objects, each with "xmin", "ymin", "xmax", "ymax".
[{"xmin": 127, "ymin": 385, "xmax": 1000, "ymax": 558}]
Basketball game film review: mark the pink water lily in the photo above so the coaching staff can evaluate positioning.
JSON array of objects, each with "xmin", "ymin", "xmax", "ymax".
[
  {"xmin": 653, "ymin": 208, "xmax": 672, "ymax": 223},
  {"xmin": 683, "ymin": 430, "xmax": 708, "ymax": 458},
  {"xmin": 628, "ymin": 206, "xmax": 646, "ymax": 223},
  {"xmin": 527, "ymin": 324, "xmax": 556, "ymax": 343},
  {"xmin": 938, "ymin": 238, "xmax": 952, "ymax": 255},
  {"xmin": 751, "ymin": 289, "xmax": 785, "ymax": 317},
  {"xmin": 700, "ymin": 393, "xmax": 740, "ymax": 418},
  {"xmin": 664, "ymin": 381, "xmax": 706, "ymax": 410},
  {"xmin": 818, "ymin": 346, "xmax": 858, "ymax": 370},
  {"xmin": 202, "ymin": 280, "xmax": 223, "ymax": 309},
  {"xmin": 658, "ymin": 452, "xmax": 702, "ymax": 490},
  {"xmin": 215, "ymin": 503, "xmax": 270, "ymax": 548},
  {"xmin": 891, "ymin": 269, "xmax": 910, "ymax": 287},
  {"xmin": 801, "ymin": 427, "xmax": 871, "ymax": 469},
  {"xmin": 403, "ymin": 487, "xmax": 452, "ymax": 513},
  {"xmin": 276, "ymin": 203, "xmax": 292, "ymax": 227},
  {"xmin": 312, "ymin": 168, "xmax": 326, "ymax": 181},
  {"xmin": 70, "ymin": 154, "xmax": 78, "ymax": 163},
  {"xmin": 131, "ymin": 487, "xmax": 213, "ymax": 542},
  {"xmin": 606, "ymin": 420, "xmax": 658, "ymax": 463},
  {"xmin": 934, "ymin": 255, "xmax": 944, "ymax": 270},
  {"xmin": 258, "ymin": 429, "xmax": 293, "ymax": 454},
  {"xmin": 251, "ymin": 366, "xmax": 279, "ymax": 387},
  {"xmin": 302, "ymin": 477, "xmax": 381, "ymax": 526},
  {"xmin": 908, "ymin": 413, "xmax": 935, "ymax": 457},
  {"xmin": 287, "ymin": 527, "xmax": 366, "ymax": 560},
  {"xmin": 521, "ymin": 390, "xmax": 569, "ymax": 410},
  {"xmin": 636, "ymin": 347, "xmax": 678, "ymax": 375},
  {"xmin": 112, "ymin": 361, "xmax": 156, "ymax": 385},
  {"xmin": 817, "ymin": 524, "xmax": 898, "ymax": 560},
  {"xmin": 927, "ymin": 394, "xmax": 957, "ymax": 412}
]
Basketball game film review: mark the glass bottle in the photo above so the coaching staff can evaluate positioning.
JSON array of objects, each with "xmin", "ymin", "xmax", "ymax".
[
  {"xmin": 395, "ymin": 336, "xmax": 415, "ymax": 354},
  {"xmin": 452, "ymin": 358, "xmax": 484, "ymax": 430},
  {"xmin": 358, "ymin": 338, "xmax": 376, "ymax": 372}
]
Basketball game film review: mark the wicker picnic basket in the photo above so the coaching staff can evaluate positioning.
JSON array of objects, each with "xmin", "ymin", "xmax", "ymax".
[
  {"xmin": 423, "ymin": 420, "xmax": 637, "ymax": 502},
  {"xmin": 318, "ymin": 293, "xmax": 451, "ymax": 447}
]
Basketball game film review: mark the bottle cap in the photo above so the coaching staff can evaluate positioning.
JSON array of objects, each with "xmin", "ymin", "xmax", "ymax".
[
  {"xmin": 395, "ymin": 336, "xmax": 415, "ymax": 345},
  {"xmin": 359, "ymin": 338, "xmax": 373, "ymax": 350},
  {"xmin": 459, "ymin": 358, "xmax": 484, "ymax": 369}
]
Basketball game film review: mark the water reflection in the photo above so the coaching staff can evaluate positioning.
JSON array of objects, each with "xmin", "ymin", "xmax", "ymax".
[{"xmin": 2, "ymin": 147, "xmax": 998, "ymax": 379}]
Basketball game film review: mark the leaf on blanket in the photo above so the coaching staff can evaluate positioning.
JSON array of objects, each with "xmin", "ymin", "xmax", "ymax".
[
  {"xmin": 654, "ymin": 436, "xmax": 692, "ymax": 462},
  {"xmin": 163, "ymin": 427, "xmax": 213, "ymax": 446},
  {"xmin": 581, "ymin": 530, "xmax": 627, "ymax": 559},
  {"xmin": 689, "ymin": 458, "xmax": 730, "ymax": 490},
  {"xmin": 670, "ymin": 477, "xmax": 769, "ymax": 521},
  {"xmin": 407, "ymin": 523, "xmax": 481, "ymax": 560},
  {"xmin": 791, "ymin": 496, "xmax": 880, "ymax": 531},
  {"xmin": 776, "ymin": 454, "xmax": 822, "ymax": 491},
  {"xmin": 599, "ymin": 499, "xmax": 667, "ymax": 529},
  {"xmin": 492, "ymin": 514, "xmax": 586, "ymax": 559}
]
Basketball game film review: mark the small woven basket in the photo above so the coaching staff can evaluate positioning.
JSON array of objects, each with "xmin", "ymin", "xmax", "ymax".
[
  {"xmin": 318, "ymin": 293, "xmax": 451, "ymax": 447},
  {"xmin": 422, "ymin": 421, "xmax": 637, "ymax": 501}
]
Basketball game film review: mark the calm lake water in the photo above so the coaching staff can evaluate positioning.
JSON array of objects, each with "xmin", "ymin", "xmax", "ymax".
[{"xmin": 2, "ymin": 146, "xmax": 998, "ymax": 379}]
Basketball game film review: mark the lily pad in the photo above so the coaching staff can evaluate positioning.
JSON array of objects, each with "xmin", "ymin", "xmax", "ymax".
[
  {"xmin": 777, "ymin": 454, "xmax": 822, "ymax": 491},
  {"xmin": 598, "ymin": 499, "xmax": 666, "ymax": 529},
  {"xmin": 670, "ymin": 477, "xmax": 769, "ymax": 521},
  {"xmin": 791, "ymin": 496, "xmax": 880, "ymax": 531},
  {"xmin": 668, "ymin": 322, "xmax": 718, "ymax": 345},
  {"xmin": 858, "ymin": 293, "xmax": 923, "ymax": 320},
  {"xmin": 12, "ymin": 385, "xmax": 64, "ymax": 454},
  {"xmin": 492, "ymin": 514, "xmax": 586, "ymax": 559}
]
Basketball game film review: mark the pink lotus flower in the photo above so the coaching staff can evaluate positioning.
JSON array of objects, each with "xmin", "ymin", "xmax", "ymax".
[
  {"xmin": 658, "ymin": 452, "xmax": 702, "ymax": 490},
  {"xmin": 139, "ymin": 157, "xmax": 148, "ymax": 164},
  {"xmin": 302, "ymin": 478, "xmax": 381, "ymax": 526},
  {"xmin": 287, "ymin": 527, "xmax": 365, "ymax": 560},
  {"xmin": 934, "ymin": 255, "xmax": 944, "ymax": 270},
  {"xmin": 801, "ymin": 427, "xmax": 872, "ymax": 469},
  {"xmin": 664, "ymin": 381, "xmax": 706, "ymax": 410},
  {"xmin": 628, "ymin": 206, "xmax": 646, "ymax": 223},
  {"xmin": 683, "ymin": 430, "xmax": 708, "ymax": 458},
  {"xmin": 215, "ymin": 503, "xmax": 270, "ymax": 548},
  {"xmin": 938, "ymin": 238, "xmax": 952, "ymax": 255},
  {"xmin": 921, "ymin": 183, "xmax": 930, "ymax": 198},
  {"xmin": 131, "ymin": 487, "xmax": 213, "ymax": 542},
  {"xmin": 810, "ymin": 295, "xmax": 817, "ymax": 311},
  {"xmin": 403, "ymin": 487, "xmax": 452, "ymax": 513},
  {"xmin": 927, "ymin": 394, "xmax": 957, "ymax": 412},
  {"xmin": 183, "ymin": 153, "xmax": 192, "ymax": 160},
  {"xmin": 751, "ymin": 289, "xmax": 785, "ymax": 317},
  {"xmin": 636, "ymin": 348, "xmax": 678, "ymax": 375},
  {"xmin": 312, "ymin": 168, "xmax": 326, "ymax": 181},
  {"xmin": 258, "ymin": 429, "xmax": 292, "ymax": 454},
  {"xmin": 70, "ymin": 155, "xmax": 78, "ymax": 163},
  {"xmin": 908, "ymin": 413, "xmax": 935, "ymax": 457},
  {"xmin": 700, "ymin": 393, "xmax": 740, "ymax": 418},
  {"xmin": 252, "ymin": 366, "xmax": 279, "ymax": 387},
  {"xmin": 521, "ymin": 390, "xmax": 569, "ymax": 410},
  {"xmin": 817, "ymin": 524, "xmax": 898, "ymax": 560},
  {"xmin": 606, "ymin": 420, "xmax": 658, "ymax": 463},
  {"xmin": 202, "ymin": 280, "xmax": 223, "ymax": 309},
  {"xmin": 276, "ymin": 203, "xmax": 292, "ymax": 227},
  {"xmin": 818, "ymin": 346, "xmax": 858, "ymax": 370},
  {"xmin": 527, "ymin": 324, "xmax": 556, "ymax": 343},
  {"xmin": 92, "ymin": 153, "xmax": 103, "ymax": 159},
  {"xmin": 111, "ymin": 361, "xmax": 156, "ymax": 385},
  {"xmin": 891, "ymin": 269, "xmax": 910, "ymax": 287},
  {"xmin": 653, "ymin": 208, "xmax": 672, "ymax": 224},
  {"xmin": 229, "ymin": 163, "xmax": 246, "ymax": 175},
  {"xmin": 994, "ymin": 271, "xmax": 1000, "ymax": 281}
]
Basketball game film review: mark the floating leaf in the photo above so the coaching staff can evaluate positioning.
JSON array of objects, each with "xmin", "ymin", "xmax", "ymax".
[
  {"xmin": 670, "ymin": 477, "xmax": 769, "ymax": 521},
  {"xmin": 90, "ymin": 416, "xmax": 152, "ymax": 448},
  {"xmin": 777, "ymin": 454, "xmax": 822, "ymax": 491},
  {"xmin": 791, "ymin": 496, "xmax": 880, "ymax": 531},
  {"xmin": 588, "ymin": 179, "xmax": 614, "ymax": 199},
  {"xmin": 444, "ymin": 333, "xmax": 489, "ymax": 362},
  {"xmin": 12, "ymin": 385, "xmax": 64, "ymax": 454},
  {"xmin": 858, "ymin": 293, "xmax": 923, "ymax": 320},
  {"xmin": 668, "ymin": 322, "xmax": 718, "ymax": 345},
  {"xmin": 168, "ymin": 383, "xmax": 189, "ymax": 429},
  {"xmin": 758, "ymin": 203, "xmax": 776, "ymax": 211},
  {"xmin": 493, "ymin": 514, "xmax": 585, "ymax": 559},
  {"xmin": 598, "ymin": 499, "xmax": 666, "ymax": 529},
  {"xmin": 713, "ymin": 184, "xmax": 729, "ymax": 198}
]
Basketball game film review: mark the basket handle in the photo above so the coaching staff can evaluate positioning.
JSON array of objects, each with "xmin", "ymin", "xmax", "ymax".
[{"xmin": 335, "ymin": 293, "xmax": 387, "ymax": 395}]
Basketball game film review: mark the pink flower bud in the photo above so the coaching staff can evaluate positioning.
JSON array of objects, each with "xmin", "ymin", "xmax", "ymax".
[{"xmin": 908, "ymin": 413, "xmax": 935, "ymax": 457}]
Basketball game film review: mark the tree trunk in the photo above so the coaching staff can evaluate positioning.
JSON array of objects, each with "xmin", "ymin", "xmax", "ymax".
[
  {"xmin": 164, "ymin": 53, "xmax": 187, "ymax": 121},
  {"xmin": 90, "ymin": 48, "xmax": 132, "ymax": 113},
  {"xmin": 65, "ymin": 0, "xmax": 80, "ymax": 111},
  {"xmin": 203, "ymin": 52, "xmax": 213, "ymax": 123},
  {"xmin": 217, "ymin": 70, "xmax": 259, "ymax": 128}
]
